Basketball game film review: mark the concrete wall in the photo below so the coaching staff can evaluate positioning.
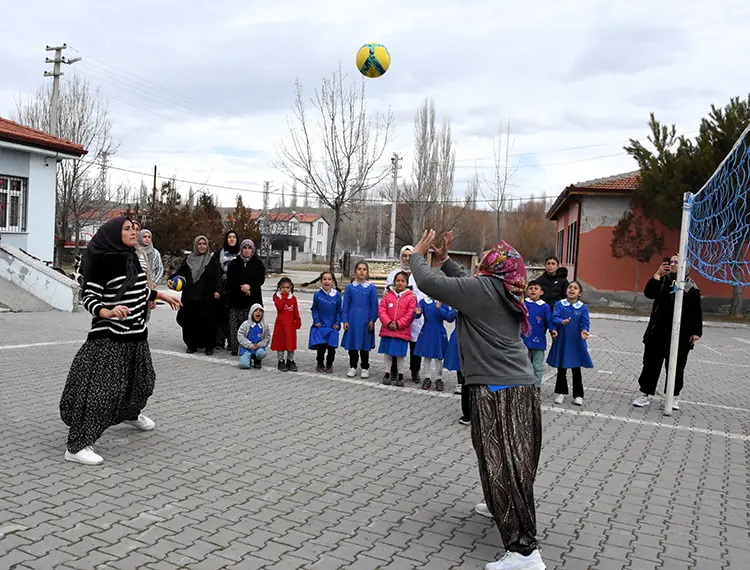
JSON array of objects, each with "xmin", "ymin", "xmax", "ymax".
[
  {"xmin": 0, "ymin": 243, "xmax": 80, "ymax": 311},
  {"xmin": 0, "ymin": 147, "xmax": 57, "ymax": 262}
]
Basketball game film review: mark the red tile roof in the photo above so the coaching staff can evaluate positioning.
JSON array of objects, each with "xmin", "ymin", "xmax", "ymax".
[
  {"xmin": 0, "ymin": 117, "xmax": 87, "ymax": 156},
  {"xmin": 546, "ymin": 171, "xmax": 640, "ymax": 220}
]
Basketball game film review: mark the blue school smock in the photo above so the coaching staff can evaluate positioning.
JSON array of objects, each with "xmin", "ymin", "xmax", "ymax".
[
  {"xmin": 308, "ymin": 288, "xmax": 342, "ymax": 348},
  {"xmin": 443, "ymin": 327, "xmax": 460, "ymax": 371},
  {"xmin": 523, "ymin": 298, "xmax": 552, "ymax": 350},
  {"xmin": 341, "ymin": 281, "xmax": 378, "ymax": 351},
  {"xmin": 546, "ymin": 300, "xmax": 594, "ymax": 369},
  {"xmin": 414, "ymin": 298, "xmax": 455, "ymax": 359}
]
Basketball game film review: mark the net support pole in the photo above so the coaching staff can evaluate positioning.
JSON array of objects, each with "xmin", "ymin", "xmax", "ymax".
[{"xmin": 664, "ymin": 192, "xmax": 693, "ymax": 416}]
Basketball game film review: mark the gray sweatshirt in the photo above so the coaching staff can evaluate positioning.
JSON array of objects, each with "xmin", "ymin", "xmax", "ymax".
[{"xmin": 409, "ymin": 252, "xmax": 535, "ymax": 386}]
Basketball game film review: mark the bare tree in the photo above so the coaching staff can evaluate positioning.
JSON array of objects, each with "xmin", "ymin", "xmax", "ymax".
[
  {"xmin": 13, "ymin": 73, "xmax": 118, "ymax": 265},
  {"xmin": 400, "ymin": 99, "xmax": 458, "ymax": 242},
  {"xmin": 481, "ymin": 121, "xmax": 517, "ymax": 242},
  {"xmin": 273, "ymin": 65, "xmax": 394, "ymax": 272}
]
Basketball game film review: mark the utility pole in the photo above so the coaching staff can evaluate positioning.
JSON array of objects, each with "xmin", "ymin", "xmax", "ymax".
[
  {"xmin": 152, "ymin": 165, "xmax": 158, "ymax": 205},
  {"xmin": 389, "ymin": 152, "xmax": 401, "ymax": 258},
  {"xmin": 44, "ymin": 44, "xmax": 80, "ymax": 136},
  {"xmin": 99, "ymin": 151, "xmax": 110, "ymax": 203},
  {"xmin": 261, "ymin": 181, "xmax": 272, "ymax": 264},
  {"xmin": 377, "ymin": 209, "xmax": 383, "ymax": 258}
]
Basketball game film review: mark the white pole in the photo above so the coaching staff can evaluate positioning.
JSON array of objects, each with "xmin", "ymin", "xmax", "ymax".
[{"xmin": 663, "ymin": 192, "xmax": 692, "ymax": 416}]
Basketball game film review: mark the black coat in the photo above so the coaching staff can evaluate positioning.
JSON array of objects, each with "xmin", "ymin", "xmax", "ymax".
[
  {"xmin": 536, "ymin": 267, "xmax": 569, "ymax": 309},
  {"xmin": 643, "ymin": 274, "xmax": 703, "ymax": 348},
  {"xmin": 171, "ymin": 256, "xmax": 222, "ymax": 302},
  {"xmin": 226, "ymin": 255, "xmax": 266, "ymax": 309}
]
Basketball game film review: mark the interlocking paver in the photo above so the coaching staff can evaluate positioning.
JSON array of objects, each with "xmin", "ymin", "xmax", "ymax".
[{"xmin": 1, "ymin": 297, "xmax": 749, "ymax": 569}]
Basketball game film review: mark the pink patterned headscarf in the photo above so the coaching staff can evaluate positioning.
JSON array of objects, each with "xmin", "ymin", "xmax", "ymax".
[{"xmin": 476, "ymin": 241, "xmax": 529, "ymax": 335}]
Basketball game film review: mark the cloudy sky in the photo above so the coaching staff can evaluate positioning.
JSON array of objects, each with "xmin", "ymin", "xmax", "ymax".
[{"xmin": 3, "ymin": 0, "xmax": 750, "ymax": 210}]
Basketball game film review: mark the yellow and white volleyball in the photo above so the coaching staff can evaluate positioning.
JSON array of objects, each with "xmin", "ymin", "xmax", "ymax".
[{"xmin": 356, "ymin": 43, "xmax": 390, "ymax": 78}]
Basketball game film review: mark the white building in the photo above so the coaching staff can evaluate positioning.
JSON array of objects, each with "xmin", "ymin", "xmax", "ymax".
[
  {"xmin": 0, "ymin": 117, "xmax": 87, "ymax": 261},
  {"xmin": 252, "ymin": 211, "xmax": 329, "ymax": 262}
]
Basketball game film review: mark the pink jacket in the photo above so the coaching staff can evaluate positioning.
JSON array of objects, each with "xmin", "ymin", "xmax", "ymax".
[{"xmin": 378, "ymin": 289, "xmax": 417, "ymax": 341}]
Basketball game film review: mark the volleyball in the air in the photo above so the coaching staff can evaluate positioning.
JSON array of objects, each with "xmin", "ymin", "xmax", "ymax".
[
  {"xmin": 356, "ymin": 43, "xmax": 390, "ymax": 78},
  {"xmin": 170, "ymin": 276, "xmax": 185, "ymax": 291}
]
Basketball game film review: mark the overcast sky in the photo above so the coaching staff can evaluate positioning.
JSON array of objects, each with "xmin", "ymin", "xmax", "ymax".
[{"xmin": 3, "ymin": 0, "xmax": 750, "ymax": 210}]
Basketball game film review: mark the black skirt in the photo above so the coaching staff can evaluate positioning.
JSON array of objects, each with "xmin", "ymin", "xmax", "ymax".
[{"xmin": 60, "ymin": 338, "xmax": 155, "ymax": 453}]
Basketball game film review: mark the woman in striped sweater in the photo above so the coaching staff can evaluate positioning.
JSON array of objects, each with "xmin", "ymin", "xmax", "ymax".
[{"xmin": 60, "ymin": 217, "xmax": 181, "ymax": 466}]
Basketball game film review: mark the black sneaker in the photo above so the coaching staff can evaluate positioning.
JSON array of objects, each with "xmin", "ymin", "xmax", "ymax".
[
  {"xmin": 231, "ymin": 350, "xmax": 238, "ymax": 357},
  {"xmin": 395, "ymin": 374, "xmax": 405, "ymax": 387},
  {"xmin": 421, "ymin": 377, "xmax": 432, "ymax": 390},
  {"xmin": 382, "ymin": 373, "xmax": 391, "ymax": 385},
  {"xmin": 287, "ymin": 360, "xmax": 298, "ymax": 372},
  {"xmin": 411, "ymin": 371, "xmax": 421, "ymax": 384},
  {"xmin": 253, "ymin": 358, "xmax": 262, "ymax": 369},
  {"xmin": 278, "ymin": 360, "xmax": 287, "ymax": 371},
  {"xmin": 186, "ymin": 347, "xmax": 197, "ymax": 354},
  {"xmin": 316, "ymin": 364, "xmax": 325, "ymax": 373},
  {"xmin": 459, "ymin": 417, "xmax": 470, "ymax": 425},
  {"xmin": 435, "ymin": 379, "xmax": 444, "ymax": 392},
  {"xmin": 324, "ymin": 367, "xmax": 333, "ymax": 373}
]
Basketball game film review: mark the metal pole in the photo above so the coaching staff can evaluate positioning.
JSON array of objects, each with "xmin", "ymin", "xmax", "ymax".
[
  {"xmin": 663, "ymin": 192, "xmax": 692, "ymax": 416},
  {"xmin": 389, "ymin": 153, "xmax": 400, "ymax": 258},
  {"xmin": 44, "ymin": 44, "xmax": 79, "ymax": 136}
]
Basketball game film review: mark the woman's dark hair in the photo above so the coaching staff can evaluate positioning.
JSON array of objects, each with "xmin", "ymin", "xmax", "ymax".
[
  {"xmin": 545, "ymin": 256, "xmax": 560, "ymax": 264},
  {"xmin": 276, "ymin": 276, "xmax": 294, "ymax": 293}
]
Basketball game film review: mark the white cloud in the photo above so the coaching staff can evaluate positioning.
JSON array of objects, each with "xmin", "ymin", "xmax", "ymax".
[{"xmin": 2, "ymin": 0, "xmax": 750, "ymax": 211}]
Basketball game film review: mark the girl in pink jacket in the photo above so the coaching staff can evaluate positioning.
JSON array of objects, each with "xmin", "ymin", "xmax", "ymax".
[{"xmin": 378, "ymin": 271, "xmax": 417, "ymax": 387}]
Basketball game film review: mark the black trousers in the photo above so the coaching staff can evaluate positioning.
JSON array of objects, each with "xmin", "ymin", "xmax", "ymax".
[
  {"xmin": 315, "ymin": 344, "xmax": 335, "ymax": 367},
  {"xmin": 409, "ymin": 341, "xmax": 421, "ymax": 374},
  {"xmin": 348, "ymin": 350, "xmax": 370, "ymax": 369},
  {"xmin": 470, "ymin": 385, "xmax": 541, "ymax": 556},
  {"xmin": 637, "ymin": 340, "xmax": 691, "ymax": 396},
  {"xmin": 458, "ymin": 371, "xmax": 470, "ymax": 421},
  {"xmin": 555, "ymin": 367, "xmax": 584, "ymax": 398}
]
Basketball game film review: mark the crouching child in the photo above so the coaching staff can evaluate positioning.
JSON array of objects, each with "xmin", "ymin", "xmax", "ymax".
[{"xmin": 238, "ymin": 303, "xmax": 270, "ymax": 369}]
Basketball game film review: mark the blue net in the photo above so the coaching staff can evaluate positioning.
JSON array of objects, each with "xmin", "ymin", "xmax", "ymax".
[{"xmin": 687, "ymin": 123, "xmax": 750, "ymax": 286}]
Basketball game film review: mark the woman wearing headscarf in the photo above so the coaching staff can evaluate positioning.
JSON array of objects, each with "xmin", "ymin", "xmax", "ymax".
[
  {"xmin": 213, "ymin": 231, "xmax": 241, "ymax": 349},
  {"xmin": 169, "ymin": 236, "xmax": 223, "ymax": 355},
  {"xmin": 60, "ymin": 217, "xmax": 181, "ymax": 465},
  {"xmin": 385, "ymin": 245, "xmax": 425, "ymax": 383},
  {"xmin": 225, "ymin": 239, "xmax": 266, "ymax": 355},
  {"xmin": 137, "ymin": 229, "xmax": 164, "ymax": 284},
  {"xmin": 409, "ymin": 230, "xmax": 546, "ymax": 570}
]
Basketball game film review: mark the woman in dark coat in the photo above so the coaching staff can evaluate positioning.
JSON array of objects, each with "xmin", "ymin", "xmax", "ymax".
[
  {"xmin": 60, "ymin": 216, "xmax": 181, "ymax": 465},
  {"xmin": 169, "ymin": 235, "xmax": 223, "ymax": 355},
  {"xmin": 632, "ymin": 254, "xmax": 703, "ymax": 410},
  {"xmin": 214, "ymin": 230, "xmax": 240, "ymax": 349},
  {"xmin": 226, "ymin": 239, "xmax": 266, "ymax": 355}
]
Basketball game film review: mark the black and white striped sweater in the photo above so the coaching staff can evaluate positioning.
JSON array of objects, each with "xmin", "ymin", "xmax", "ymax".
[{"xmin": 82, "ymin": 256, "xmax": 158, "ymax": 341}]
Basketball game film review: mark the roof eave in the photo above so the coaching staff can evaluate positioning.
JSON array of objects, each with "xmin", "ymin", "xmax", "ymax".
[{"xmin": 546, "ymin": 187, "xmax": 634, "ymax": 220}]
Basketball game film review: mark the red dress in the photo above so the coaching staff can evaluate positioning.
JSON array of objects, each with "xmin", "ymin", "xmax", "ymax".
[{"xmin": 271, "ymin": 292, "xmax": 302, "ymax": 351}]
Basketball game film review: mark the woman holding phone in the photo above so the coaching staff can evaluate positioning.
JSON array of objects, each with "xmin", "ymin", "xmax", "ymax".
[{"xmin": 632, "ymin": 254, "xmax": 703, "ymax": 410}]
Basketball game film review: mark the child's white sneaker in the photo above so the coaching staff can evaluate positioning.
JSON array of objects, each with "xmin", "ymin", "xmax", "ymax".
[
  {"xmin": 454, "ymin": 384, "xmax": 462, "ymax": 395},
  {"xmin": 573, "ymin": 397, "xmax": 583, "ymax": 406},
  {"xmin": 632, "ymin": 393, "xmax": 651, "ymax": 407},
  {"xmin": 347, "ymin": 368, "xmax": 357, "ymax": 378},
  {"xmin": 553, "ymin": 394, "xmax": 564, "ymax": 404},
  {"xmin": 361, "ymin": 369, "xmax": 370, "ymax": 379},
  {"xmin": 65, "ymin": 446, "xmax": 103, "ymax": 465},
  {"xmin": 485, "ymin": 549, "xmax": 546, "ymax": 570}
]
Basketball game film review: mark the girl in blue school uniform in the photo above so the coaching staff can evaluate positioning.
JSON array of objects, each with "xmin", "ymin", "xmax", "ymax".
[
  {"xmin": 414, "ymin": 297, "xmax": 456, "ymax": 392},
  {"xmin": 341, "ymin": 261, "xmax": 379, "ymax": 379},
  {"xmin": 547, "ymin": 280, "xmax": 593, "ymax": 406},
  {"xmin": 309, "ymin": 271, "xmax": 343, "ymax": 373}
]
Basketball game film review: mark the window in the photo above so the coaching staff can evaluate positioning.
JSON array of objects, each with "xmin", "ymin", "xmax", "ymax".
[
  {"xmin": 289, "ymin": 221, "xmax": 299, "ymax": 235},
  {"xmin": 317, "ymin": 221, "xmax": 323, "ymax": 235},
  {"xmin": 556, "ymin": 229, "xmax": 565, "ymax": 261},
  {"xmin": 0, "ymin": 175, "xmax": 28, "ymax": 232},
  {"xmin": 566, "ymin": 221, "xmax": 578, "ymax": 265},
  {"xmin": 316, "ymin": 242, "xmax": 322, "ymax": 255}
]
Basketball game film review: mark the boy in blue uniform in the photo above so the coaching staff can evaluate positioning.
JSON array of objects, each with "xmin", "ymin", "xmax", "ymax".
[{"xmin": 523, "ymin": 280, "xmax": 556, "ymax": 389}]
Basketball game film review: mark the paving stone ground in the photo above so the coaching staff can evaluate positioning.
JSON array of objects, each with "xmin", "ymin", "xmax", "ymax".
[{"xmin": 1, "ymin": 290, "xmax": 749, "ymax": 569}]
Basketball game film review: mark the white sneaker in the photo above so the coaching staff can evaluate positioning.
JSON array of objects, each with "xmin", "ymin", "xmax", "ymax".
[
  {"xmin": 347, "ymin": 368, "xmax": 357, "ymax": 378},
  {"xmin": 573, "ymin": 397, "xmax": 583, "ymax": 406},
  {"xmin": 474, "ymin": 502, "xmax": 493, "ymax": 518},
  {"xmin": 660, "ymin": 399, "xmax": 680, "ymax": 411},
  {"xmin": 553, "ymin": 394, "xmax": 564, "ymax": 404},
  {"xmin": 632, "ymin": 394, "xmax": 651, "ymax": 407},
  {"xmin": 123, "ymin": 414, "xmax": 155, "ymax": 431},
  {"xmin": 65, "ymin": 446, "xmax": 103, "ymax": 465},
  {"xmin": 361, "ymin": 369, "xmax": 370, "ymax": 379},
  {"xmin": 454, "ymin": 384, "xmax": 462, "ymax": 395},
  {"xmin": 485, "ymin": 549, "xmax": 546, "ymax": 570}
]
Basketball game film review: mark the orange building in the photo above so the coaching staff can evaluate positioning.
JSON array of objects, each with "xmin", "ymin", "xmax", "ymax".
[{"xmin": 546, "ymin": 171, "xmax": 738, "ymax": 307}]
